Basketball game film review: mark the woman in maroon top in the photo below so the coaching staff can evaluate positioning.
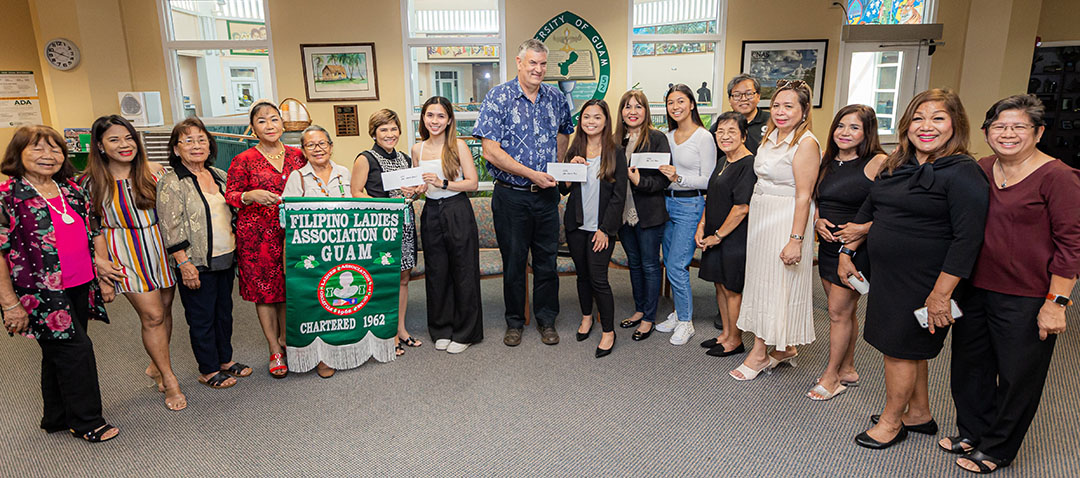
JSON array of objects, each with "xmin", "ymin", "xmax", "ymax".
[
  {"xmin": 949, "ymin": 95, "xmax": 1080, "ymax": 474},
  {"xmin": 225, "ymin": 101, "xmax": 306, "ymax": 378}
]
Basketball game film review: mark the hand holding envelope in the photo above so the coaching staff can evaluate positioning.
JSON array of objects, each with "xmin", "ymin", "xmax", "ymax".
[
  {"xmin": 547, "ymin": 162, "xmax": 588, "ymax": 182},
  {"xmin": 630, "ymin": 152, "xmax": 670, "ymax": 169}
]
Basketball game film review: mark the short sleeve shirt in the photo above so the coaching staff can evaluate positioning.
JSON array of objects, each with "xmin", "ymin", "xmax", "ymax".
[{"xmin": 472, "ymin": 78, "xmax": 575, "ymax": 186}]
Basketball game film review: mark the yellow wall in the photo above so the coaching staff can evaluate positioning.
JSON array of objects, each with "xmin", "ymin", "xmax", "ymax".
[
  {"xmin": 0, "ymin": 0, "xmax": 51, "ymax": 148},
  {"xmin": 1037, "ymin": 0, "xmax": 1080, "ymax": 42},
  {"xmin": 4, "ymin": 0, "xmax": 1071, "ymax": 161}
]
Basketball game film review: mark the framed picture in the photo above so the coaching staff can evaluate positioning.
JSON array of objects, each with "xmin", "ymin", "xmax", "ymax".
[
  {"xmin": 741, "ymin": 40, "xmax": 829, "ymax": 108},
  {"xmin": 300, "ymin": 43, "xmax": 380, "ymax": 102}
]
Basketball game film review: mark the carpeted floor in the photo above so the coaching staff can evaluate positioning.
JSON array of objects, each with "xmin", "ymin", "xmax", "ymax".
[{"xmin": 1, "ymin": 267, "xmax": 1077, "ymax": 477}]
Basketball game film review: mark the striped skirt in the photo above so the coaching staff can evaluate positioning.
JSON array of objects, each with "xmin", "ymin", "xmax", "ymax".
[
  {"xmin": 735, "ymin": 184, "xmax": 815, "ymax": 350},
  {"xmin": 103, "ymin": 224, "xmax": 176, "ymax": 294}
]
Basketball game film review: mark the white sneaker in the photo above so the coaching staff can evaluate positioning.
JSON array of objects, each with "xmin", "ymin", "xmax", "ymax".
[
  {"xmin": 446, "ymin": 341, "xmax": 470, "ymax": 354},
  {"xmin": 669, "ymin": 321, "xmax": 695, "ymax": 345},
  {"xmin": 655, "ymin": 312, "xmax": 680, "ymax": 333},
  {"xmin": 434, "ymin": 339, "xmax": 451, "ymax": 351}
]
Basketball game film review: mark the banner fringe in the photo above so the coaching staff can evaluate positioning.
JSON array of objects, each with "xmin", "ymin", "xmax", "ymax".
[{"xmin": 286, "ymin": 333, "xmax": 396, "ymax": 372}]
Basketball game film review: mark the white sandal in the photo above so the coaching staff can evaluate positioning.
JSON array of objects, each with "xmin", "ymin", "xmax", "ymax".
[
  {"xmin": 730, "ymin": 358, "xmax": 776, "ymax": 381},
  {"xmin": 807, "ymin": 383, "xmax": 848, "ymax": 401}
]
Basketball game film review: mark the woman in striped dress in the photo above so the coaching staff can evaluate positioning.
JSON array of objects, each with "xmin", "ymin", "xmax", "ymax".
[{"xmin": 84, "ymin": 115, "xmax": 183, "ymax": 411}]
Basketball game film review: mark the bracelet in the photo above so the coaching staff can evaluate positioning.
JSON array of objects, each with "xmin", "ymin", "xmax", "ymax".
[
  {"xmin": 838, "ymin": 246, "xmax": 856, "ymax": 258},
  {"xmin": 177, "ymin": 259, "xmax": 191, "ymax": 267},
  {"xmin": 240, "ymin": 191, "xmax": 249, "ymax": 204},
  {"xmin": 2, "ymin": 302, "xmax": 19, "ymax": 312},
  {"xmin": 790, "ymin": 233, "xmax": 804, "ymax": 241},
  {"xmin": 714, "ymin": 230, "xmax": 723, "ymax": 240}
]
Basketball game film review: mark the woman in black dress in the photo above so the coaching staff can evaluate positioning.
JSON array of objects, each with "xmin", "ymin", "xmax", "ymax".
[
  {"xmin": 695, "ymin": 112, "xmax": 756, "ymax": 357},
  {"xmin": 350, "ymin": 109, "xmax": 421, "ymax": 357},
  {"xmin": 847, "ymin": 89, "xmax": 989, "ymax": 449},
  {"xmin": 806, "ymin": 105, "xmax": 886, "ymax": 401}
]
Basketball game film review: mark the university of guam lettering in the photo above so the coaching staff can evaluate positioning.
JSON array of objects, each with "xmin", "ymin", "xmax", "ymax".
[{"xmin": 281, "ymin": 198, "xmax": 405, "ymax": 371}]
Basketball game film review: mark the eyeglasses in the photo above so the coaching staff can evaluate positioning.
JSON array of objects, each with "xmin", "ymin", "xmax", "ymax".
[
  {"xmin": 729, "ymin": 92, "xmax": 758, "ymax": 101},
  {"xmin": 303, "ymin": 141, "xmax": 332, "ymax": 151},
  {"xmin": 775, "ymin": 79, "xmax": 808, "ymax": 90},
  {"xmin": 179, "ymin": 137, "xmax": 209, "ymax": 147},
  {"xmin": 987, "ymin": 123, "xmax": 1035, "ymax": 134}
]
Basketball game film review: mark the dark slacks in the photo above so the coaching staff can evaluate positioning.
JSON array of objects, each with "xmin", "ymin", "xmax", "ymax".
[
  {"xmin": 177, "ymin": 267, "xmax": 236, "ymax": 375},
  {"xmin": 618, "ymin": 222, "xmax": 664, "ymax": 323},
  {"xmin": 951, "ymin": 288, "xmax": 1057, "ymax": 461},
  {"xmin": 492, "ymin": 184, "xmax": 559, "ymax": 328},
  {"xmin": 566, "ymin": 228, "xmax": 616, "ymax": 332},
  {"xmin": 421, "ymin": 194, "xmax": 483, "ymax": 344},
  {"xmin": 37, "ymin": 282, "xmax": 107, "ymax": 435}
]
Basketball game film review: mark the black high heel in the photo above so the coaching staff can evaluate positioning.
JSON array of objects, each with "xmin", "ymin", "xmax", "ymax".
[
  {"xmin": 595, "ymin": 333, "xmax": 616, "ymax": 358},
  {"xmin": 577, "ymin": 318, "xmax": 594, "ymax": 342}
]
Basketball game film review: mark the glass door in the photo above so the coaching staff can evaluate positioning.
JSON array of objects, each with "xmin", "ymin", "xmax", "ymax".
[{"xmin": 836, "ymin": 42, "xmax": 929, "ymax": 144}]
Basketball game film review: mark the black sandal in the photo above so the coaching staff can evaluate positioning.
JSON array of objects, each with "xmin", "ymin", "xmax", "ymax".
[
  {"xmin": 220, "ymin": 362, "xmax": 253, "ymax": 377},
  {"xmin": 199, "ymin": 371, "xmax": 236, "ymax": 389},
  {"xmin": 395, "ymin": 344, "xmax": 405, "ymax": 356},
  {"xmin": 401, "ymin": 336, "xmax": 422, "ymax": 347},
  {"xmin": 71, "ymin": 424, "xmax": 118, "ymax": 443},
  {"xmin": 957, "ymin": 449, "xmax": 1009, "ymax": 474},
  {"xmin": 940, "ymin": 436, "xmax": 976, "ymax": 454}
]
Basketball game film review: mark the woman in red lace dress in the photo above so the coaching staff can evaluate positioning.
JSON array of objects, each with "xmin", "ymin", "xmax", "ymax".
[{"xmin": 225, "ymin": 101, "xmax": 306, "ymax": 378}]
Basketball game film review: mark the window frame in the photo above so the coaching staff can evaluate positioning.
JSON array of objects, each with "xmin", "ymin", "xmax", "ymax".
[
  {"xmin": 156, "ymin": 0, "xmax": 276, "ymax": 125},
  {"xmin": 399, "ymin": 0, "xmax": 507, "ymax": 146},
  {"xmin": 626, "ymin": 0, "xmax": 728, "ymax": 119}
]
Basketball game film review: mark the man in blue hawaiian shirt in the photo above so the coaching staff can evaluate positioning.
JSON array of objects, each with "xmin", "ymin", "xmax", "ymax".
[{"xmin": 473, "ymin": 38, "xmax": 574, "ymax": 347}]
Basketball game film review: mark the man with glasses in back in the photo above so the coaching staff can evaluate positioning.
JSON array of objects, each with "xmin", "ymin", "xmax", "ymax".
[{"xmin": 709, "ymin": 74, "xmax": 771, "ymax": 156}]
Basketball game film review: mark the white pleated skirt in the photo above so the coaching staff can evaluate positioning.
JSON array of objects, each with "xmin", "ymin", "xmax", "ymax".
[{"xmin": 736, "ymin": 185, "xmax": 816, "ymax": 350}]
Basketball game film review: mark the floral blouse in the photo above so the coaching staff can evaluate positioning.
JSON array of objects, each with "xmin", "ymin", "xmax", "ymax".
[{"xmin": 0, "ymin": 177, "xmax": 109, "ymax": 341}]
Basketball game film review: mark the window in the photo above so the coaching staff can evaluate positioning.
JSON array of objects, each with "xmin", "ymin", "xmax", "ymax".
[
  {"xmin": 629, "ymin": 0, "xmax": 726, "ymax": 121},
  {"xmin": 402, "ymin": 0, "xmax": 505, "ymax": 185},
  {"xmin": 158, "ymin": 0, "xmax": 274, "ymax": 123}
]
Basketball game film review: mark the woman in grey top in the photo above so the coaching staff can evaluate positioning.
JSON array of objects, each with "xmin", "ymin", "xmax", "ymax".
[{"xmin": 158, "ymin": 117, "xmax": 250, "ymax": 390}]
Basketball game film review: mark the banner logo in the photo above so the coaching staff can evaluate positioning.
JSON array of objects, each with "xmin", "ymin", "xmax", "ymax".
[
  {"xmin": 534, "ymin": 11, "xmax": 610, "ymax": 124},
  {"xmin": 317, "ymin": 263, "xmax": 374, "ymax": 316}
]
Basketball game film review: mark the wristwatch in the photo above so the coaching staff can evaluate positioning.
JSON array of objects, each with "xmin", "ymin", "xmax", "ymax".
[
  {"xmin": 440, "ymin": 179, "xmax": 449, "ymax": 190},
  {"xmin": 838, "ymin": 246, "xmax": 856, "ymax": 258},
  {"xmin": 1047, "ymin": 293, "xmax": 1073, "ymax": 307}
]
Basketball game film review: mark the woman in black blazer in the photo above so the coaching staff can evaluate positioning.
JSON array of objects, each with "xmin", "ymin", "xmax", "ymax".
[
  {"xmin": 560, "ymin": 99, "xmax": 628, "ymax": 357},
  {"xmin": 613, "ymin": 89, "xmax": 671, "ymax": 341}
]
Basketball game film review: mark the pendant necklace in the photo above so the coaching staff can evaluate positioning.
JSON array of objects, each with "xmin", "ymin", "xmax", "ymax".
[
  {"xmin": 27, "ymin": 179, "xmax": 75, "ymax": 224},
  {"xmin": 995, "ymin": 154, "xmax": 1033, "ymax": 189}
]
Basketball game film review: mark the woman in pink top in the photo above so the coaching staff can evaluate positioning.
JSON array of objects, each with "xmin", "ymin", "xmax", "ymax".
[{"xmin": 0, "ymin": 126, "xmax": 119, "ymax": 442}]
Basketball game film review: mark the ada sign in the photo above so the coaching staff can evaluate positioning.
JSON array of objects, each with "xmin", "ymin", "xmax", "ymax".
[{"xmin": 534, "ymin": 11, "xmax": 610, "ymax": 123}]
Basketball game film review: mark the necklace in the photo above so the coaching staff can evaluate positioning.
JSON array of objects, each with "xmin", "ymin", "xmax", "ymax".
[
  {"xmin": 311, "ymin": 172, "xmax": 345, "ymax": 197},
  {"xmin": 994, "ymin": 154, "xmax": 1034, "ymax": 188},
  {"xmin": 257, "ymin": 144, "xmax": 286, "ymax": 162},
  {"xmin": 26, "ymin": 179, "xmax": 74, "ymax": 224}
]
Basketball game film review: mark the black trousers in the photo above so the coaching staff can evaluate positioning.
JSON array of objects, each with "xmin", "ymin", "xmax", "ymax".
[
  {"xmin": 951, "ymin": 288, "xmax": 1057, "ymax": 461},
  {"xmin": 37, "ymin": 282, "xmax": 106, "ymax": 435},
  {"xmin": 177, "ymin": 267, "xmax": 236, "ymax": 375},
  {"xmin": 566, "ymin": 228, "xmax": 616, "ymax": 332},
  {"xmin": 492, "ymin": 184, "xmax": 560, "ymax": 328},
  {"xmin": 421, "ymin": 194, "xmax": 483, "ymax": 344}
]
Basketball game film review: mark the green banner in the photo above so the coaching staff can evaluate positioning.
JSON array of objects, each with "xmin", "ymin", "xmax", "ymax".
[{"xmin": 281, "ymin": 197, "xmax": 405, "ymax": 371}]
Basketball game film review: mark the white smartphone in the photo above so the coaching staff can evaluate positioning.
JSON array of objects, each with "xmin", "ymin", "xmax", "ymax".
[
  {"xmin": 847, "ymin": 273, "xmax": 869, "ymax": 295},
  {"xmin": 914, "ymin": 300, "xmax": 963, "ymax": 328}
]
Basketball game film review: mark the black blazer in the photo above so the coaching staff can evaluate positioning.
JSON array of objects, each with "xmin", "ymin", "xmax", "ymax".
[
  {"xmin": 560, "ymin": 148, "xmax": 628, "ymax": 236},
  {"xmin": 624, "ymin": 129, "xmax": 672, "ymax": 228}
]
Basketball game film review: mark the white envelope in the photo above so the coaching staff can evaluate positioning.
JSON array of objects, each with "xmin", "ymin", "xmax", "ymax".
[
  {"xmin": 630, "ymin": 152, "xmax": 670, "ymax": 169},
  {"xmin": 547, "ymin": 162, "xmax": 588, "ymax": 182},
  {"xmin": 382, "ymin": 167, "xmax": 426, "ymax": 190}
]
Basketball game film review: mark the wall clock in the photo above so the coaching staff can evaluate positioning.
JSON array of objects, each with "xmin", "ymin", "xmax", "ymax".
[{"xmin": 44, "ymin": 38, "xmax": 81, "ymax": 71}]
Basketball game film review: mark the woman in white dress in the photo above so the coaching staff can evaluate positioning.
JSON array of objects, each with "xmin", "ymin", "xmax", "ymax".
[{"xmin": 730, "ymin": 80, "xmax": 821, "ymax": 381}]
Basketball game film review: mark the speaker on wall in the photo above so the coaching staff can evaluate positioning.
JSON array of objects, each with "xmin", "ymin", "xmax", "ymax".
[{"xmin": 118, "ymin": 91, "xmax": 164, "ymax": 127}]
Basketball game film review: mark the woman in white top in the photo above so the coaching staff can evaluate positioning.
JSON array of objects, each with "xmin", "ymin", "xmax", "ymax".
[
  {"xmin": 281, "ymin": 125, "xmax": 350, "ymax": 378},
  {"xmin": 730, "ymin": 80, "xmax": 821, "ymax": 381},
  {"xmin": 410, "ymin": 96, "xmax": 481, "ymax": 354},
  {"xmin": 654, "ymin": 84, "xmax": 717, "ymax": 346}
]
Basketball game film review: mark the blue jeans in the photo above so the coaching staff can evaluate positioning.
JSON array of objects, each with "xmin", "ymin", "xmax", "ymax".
[
  {"xmin": 662, "ymin": 195, "xmax": 704, "ymax": 322},
  {"xmin": 620, "ymin": 222, "xmax": 665, "ymax": 323}
]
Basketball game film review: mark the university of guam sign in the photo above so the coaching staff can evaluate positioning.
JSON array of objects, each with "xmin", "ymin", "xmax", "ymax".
[{"xmin": 534, "ymin": 11, "xmax": 610, "ymax": 123}]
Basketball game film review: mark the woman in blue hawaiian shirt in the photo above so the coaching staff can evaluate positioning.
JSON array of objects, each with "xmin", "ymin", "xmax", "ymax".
[{"xmin": 0, "ymin": 126, "xmax": 119, "ymax": 443}]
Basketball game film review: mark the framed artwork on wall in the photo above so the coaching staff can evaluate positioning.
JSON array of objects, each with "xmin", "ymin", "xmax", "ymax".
[
  {"xmin": 741, "ymin": 40, "xmax": 829, "ymax": 108},
  {"xmin": 300, "ymin": 43, "xmax": 380, "ymax": 101}
]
